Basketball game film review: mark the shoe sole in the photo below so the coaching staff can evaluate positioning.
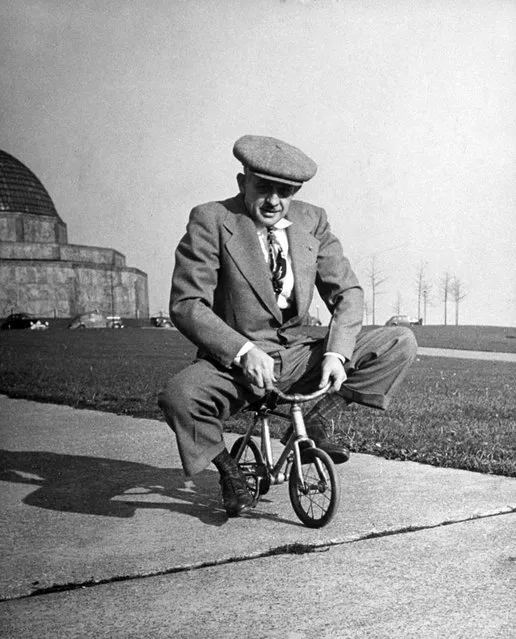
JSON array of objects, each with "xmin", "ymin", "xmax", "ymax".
[
  {"xmin": 226, "ymin": 500, "xmax": 253, "ymax": 517},
  {"xmin": 301, "ymin": 447, "xmax": 350, "ymax": 465}
]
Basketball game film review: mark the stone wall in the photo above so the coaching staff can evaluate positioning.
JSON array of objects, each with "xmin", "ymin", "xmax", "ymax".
[
  {"xmin": 0, "ymin": 212, "xmax": 67, "ymax": 244},
  {"xmin": 0, "ymin": 260, "xmax": 149, "ymax": 318},
  {"xmin": 0, "ymin": 242, "xmax": 126, "ymax": 266}
]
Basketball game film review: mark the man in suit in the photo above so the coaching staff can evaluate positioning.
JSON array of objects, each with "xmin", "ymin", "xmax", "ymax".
[{"xmin": 158, "ymin": 135, "xmax": 417, "ymax": 517}]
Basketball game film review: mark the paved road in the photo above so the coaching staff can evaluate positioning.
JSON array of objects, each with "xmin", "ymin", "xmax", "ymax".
[{"xmin": 1, "ymin": 395, "xmax": 515, "ymax": 638}]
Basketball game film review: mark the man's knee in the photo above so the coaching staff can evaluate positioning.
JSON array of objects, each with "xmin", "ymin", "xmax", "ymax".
[
  {"xmin": 392, "ymin": 326, "xmax": 418, "ymax": 360},
  {"xmin": 158, "ymin": 372, "xmax": 195, "ymax": 418},
  {"xmin": 365, "ymin": 326, "xmax": 417, "ymax": 364},
  {"xmin": 353, "ymin": 326, "xmax": 418, "ymax": 373}
]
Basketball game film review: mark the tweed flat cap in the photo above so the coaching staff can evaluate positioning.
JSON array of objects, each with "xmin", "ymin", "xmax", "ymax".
[{"xmin": 233, "ymin": 135, "xmax": 317, "ymax": 186}]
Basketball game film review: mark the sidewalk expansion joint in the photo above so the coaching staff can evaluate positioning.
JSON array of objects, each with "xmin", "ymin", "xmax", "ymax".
[{"xmin": 3, "ymin": 506, "xmax": 514, "ymax": 603}]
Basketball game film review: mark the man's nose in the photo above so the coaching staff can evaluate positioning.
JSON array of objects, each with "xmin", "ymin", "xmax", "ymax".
[{"xmin": 266, "ymin": 189, "xmax": 280, "ymax": 205}]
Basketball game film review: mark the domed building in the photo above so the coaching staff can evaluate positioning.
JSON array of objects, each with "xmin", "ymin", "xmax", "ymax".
[{"xmin": 0, "ymin": 149, "xmax": 148, "ymax": 318}]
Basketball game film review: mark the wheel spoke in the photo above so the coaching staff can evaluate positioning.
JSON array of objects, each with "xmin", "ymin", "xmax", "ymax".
[{"xmin": 289, "ymin": 448, "xmax": 340, "ymax": 528}]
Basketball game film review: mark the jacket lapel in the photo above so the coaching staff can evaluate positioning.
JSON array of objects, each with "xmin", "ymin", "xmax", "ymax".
[
  {"xmin": 287, "ymin": 222, "xmax": 319, "ymax": 321},
  {"xmin": 224, "ymin": 202, "xmax": 282, "ymax": 322}
]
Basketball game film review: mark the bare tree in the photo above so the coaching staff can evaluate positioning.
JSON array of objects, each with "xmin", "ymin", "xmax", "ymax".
[
  {"xmin": 451, "ymin": 277, "xmax": 467, "ymax": 325},
  {"xmin": 392, "ymin": 291, "xmax": 403, "ymax": 315},
  {"xmin": 367, "ymin": 256, "xmax": 388, "ymax": 325},
  {"xmin": 415, "ymin": 262, "xmax": 429, "ymax": 322},
  {"xmin": 440, "ymin": 272, "xmax": 452, "ymax": 325},
  {"xmin": 422, "ymin": 281, "xmax": 432, "ymax": 325},
  {"xmin": 363, "ymin": 298, "xmax": 372, "ymax": 325}
]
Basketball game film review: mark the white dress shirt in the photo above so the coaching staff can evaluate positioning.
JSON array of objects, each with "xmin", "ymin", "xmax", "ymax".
[{"xmin": 256, "ymin": 218, "xmax": 294, "ymax": 310}]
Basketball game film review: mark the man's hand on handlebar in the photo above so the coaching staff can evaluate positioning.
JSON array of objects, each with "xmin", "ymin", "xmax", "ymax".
[
  {"xmin": 319, "ymin": 354, "xmax": 347, "ymax": 392},
  {"xmin": 241, "ymin": 346, "xmax": 276, "ymax": 391}
]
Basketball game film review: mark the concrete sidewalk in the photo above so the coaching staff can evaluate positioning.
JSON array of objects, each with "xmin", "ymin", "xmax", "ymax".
[
  {"xmin": 418, "ymin": 346, "xmax": 516, "ymax": 362},
  {"xmin": 1, "ymin": 395, "xmax": 515, "ymax": 638}
]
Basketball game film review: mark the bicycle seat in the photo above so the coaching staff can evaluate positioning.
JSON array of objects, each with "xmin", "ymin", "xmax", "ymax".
[{"xmin": 246, "ymin": 392, "xmax": 280, "ymax": 414}]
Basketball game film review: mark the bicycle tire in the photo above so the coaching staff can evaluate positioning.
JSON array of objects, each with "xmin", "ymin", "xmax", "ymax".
[
  {"xmin": 229, "ymin": 436, "xmax": 270, "ymax": 498},
  {"xmin": 288, "ymin": 447, "xmax": 340, "ymax": 528}
]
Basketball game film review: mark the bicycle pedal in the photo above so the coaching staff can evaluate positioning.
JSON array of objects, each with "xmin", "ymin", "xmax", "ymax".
[{"xmin": 256, "ymin": 466, "xmax": 271, "ymax": 496}]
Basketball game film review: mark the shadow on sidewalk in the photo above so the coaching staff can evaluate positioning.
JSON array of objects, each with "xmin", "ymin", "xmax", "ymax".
[
  {"xmin": 0, "ymin": 449, "xmax": 297, "ymax": 528},
  {"xmin": 0, "ymin": 449, "xmax": 229, "ymax": 526}
]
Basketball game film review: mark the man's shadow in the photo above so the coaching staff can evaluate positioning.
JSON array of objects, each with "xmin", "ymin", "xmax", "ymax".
[{"xmin": 0, "ymin": 450, "xmax": 294, "ymax": 527}]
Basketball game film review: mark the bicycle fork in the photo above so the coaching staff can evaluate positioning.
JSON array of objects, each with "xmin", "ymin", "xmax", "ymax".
[
  {"xmin": 265, "ymin": 403, "xmax": 321, "ymax": 493},
  {"xmin": 260, "ymin": 413, "xmax": 291, "ymax": 486}
]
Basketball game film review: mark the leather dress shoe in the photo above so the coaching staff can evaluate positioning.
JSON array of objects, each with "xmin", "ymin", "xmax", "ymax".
[
  {"xmin": 309, "ymin": 438, "xmax": 350, "ymax": 464},
  {"xmin": 280, "ymin": 424, "xmax": 350, "ymax": 465},
  {"xmin": 219, "ymin": 468, "xmax": 253, "ymax": 517}
]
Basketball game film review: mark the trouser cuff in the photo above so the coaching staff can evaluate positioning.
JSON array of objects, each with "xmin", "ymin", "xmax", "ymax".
[{"xmin": 338, "ymin": 386, "xmax": 389, "ymax": 410}]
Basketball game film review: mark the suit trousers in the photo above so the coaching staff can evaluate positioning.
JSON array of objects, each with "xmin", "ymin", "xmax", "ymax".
[{"xmin": 158, "ymin": 326, "xmax": 417, "ymax": 476}]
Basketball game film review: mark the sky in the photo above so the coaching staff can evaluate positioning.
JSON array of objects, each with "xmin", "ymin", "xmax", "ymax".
[{"xmin": 1, "ymin": 0, "xmax": 515, "ymax": 326}]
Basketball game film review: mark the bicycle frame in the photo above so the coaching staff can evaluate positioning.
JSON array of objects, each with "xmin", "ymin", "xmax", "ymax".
[
  {"xmin": 230, "ymin": 383, "xmax": 340, "ymax": 528},
  {"xmin": 234, "ymin": 396, "xmax": 320, "ymax": 489}
]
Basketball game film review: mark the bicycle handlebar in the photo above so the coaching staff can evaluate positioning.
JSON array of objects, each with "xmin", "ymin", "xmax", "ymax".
[{"xmin": 269, "ymin": 382, "xmax": 332, "ymax": 404}]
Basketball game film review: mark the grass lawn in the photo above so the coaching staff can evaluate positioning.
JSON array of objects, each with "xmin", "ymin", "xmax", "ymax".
[
  {"xmin": 0, "ymin": 327, "xmax": 515, "ymax": 477},
  {"xmin": 305, "ymin": 324, "xmax": 516, "ymax": 353},
  {"xmin": 406, "ymin": 324, "xmax": 516, "ymax": 353}
]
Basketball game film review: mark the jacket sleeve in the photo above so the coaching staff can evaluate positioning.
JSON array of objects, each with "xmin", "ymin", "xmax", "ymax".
[
  {"xmin": 313, "ymin": 208, "xmax": 364, "ymax": 360},
  {"xmin": 170, "ymin": 205, "xmax": 249, "ymax": 367}
]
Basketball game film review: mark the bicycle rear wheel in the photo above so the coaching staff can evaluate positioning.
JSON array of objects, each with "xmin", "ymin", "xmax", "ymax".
[
  {"xmin": 230, "ymin": 436, "xmax": 270, "ymax": 498},
  {"xmin": 289, "ymin": 447, "xmax": 340, "ymax": 528}
]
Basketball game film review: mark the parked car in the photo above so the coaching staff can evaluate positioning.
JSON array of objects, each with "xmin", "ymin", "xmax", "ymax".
[
  {"xmin": 150, "ymin": 313, "xmax": 173, "ymax": 328},
  {"xmin": 107, "ymin": 315, "xmax": 124, "ymax": 329},
  {"xmin": 1, "ymin": 313, "xmax": 49, "ymax": 330},
  {"xmin": 303, "ymin": 314, "xmax": 322, "ymax": 327},
  {"xmin": 385, "ymin": 315, "xmax": 422, "ymax": 327},
  {"xmin": 68, "ymin": 311, "xmax": 123, "ymax": 329}
]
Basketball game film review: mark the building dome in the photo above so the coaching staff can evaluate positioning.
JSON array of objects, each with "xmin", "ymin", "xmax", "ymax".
[
  {"xmin": 0, "ymin": 149, "xmax": 67, "ymax": 244},
  {"xmin": 0, "ymin": 149, "xmax": 148, "ymax": 319},
  {"xmin": 0, "ymin": 149, "xmax": 60, "ymax": 218}
]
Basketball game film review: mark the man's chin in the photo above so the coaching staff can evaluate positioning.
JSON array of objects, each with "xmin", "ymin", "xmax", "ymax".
[{"xmin": 259, "ymin": 212, "xmax": 283, "ymax": 226}]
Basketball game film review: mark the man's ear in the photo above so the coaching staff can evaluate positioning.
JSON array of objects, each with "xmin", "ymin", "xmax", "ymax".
[{"xmin": 236, "ymin": 172, "xmax": 245, "ymax": 194}]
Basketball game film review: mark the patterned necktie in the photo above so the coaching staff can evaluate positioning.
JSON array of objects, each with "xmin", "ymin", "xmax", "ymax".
[{"xmin": 267, "ymin": 227, "xmax": 287, "ymax": 296}]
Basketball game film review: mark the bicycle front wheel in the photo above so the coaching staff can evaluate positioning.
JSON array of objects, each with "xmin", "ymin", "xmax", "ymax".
[{"xmin": 288, "ymin": 447, "xmax": 340, "ymax": 528}]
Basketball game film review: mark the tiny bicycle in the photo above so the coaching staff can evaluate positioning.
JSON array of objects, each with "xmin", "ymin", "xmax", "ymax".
[{"xmin": 230, "ymin": 383, "xmax": 340, "ymax": 528}]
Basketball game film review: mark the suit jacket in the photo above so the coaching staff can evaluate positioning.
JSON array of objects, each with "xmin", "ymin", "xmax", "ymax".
[{"xmin": 170, "ymin": 194, "xmax": 364, "ymax": 368}]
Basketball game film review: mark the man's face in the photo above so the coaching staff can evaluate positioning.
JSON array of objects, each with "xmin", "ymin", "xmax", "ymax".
[{"xmin": 238, "ymin": 171, "xmax": 300, "ymax": 228}]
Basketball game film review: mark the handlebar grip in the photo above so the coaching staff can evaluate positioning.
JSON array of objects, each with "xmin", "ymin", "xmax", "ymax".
[{"xmin": 270, "ymin": 382, "xmax": 332, "ymax": 403}]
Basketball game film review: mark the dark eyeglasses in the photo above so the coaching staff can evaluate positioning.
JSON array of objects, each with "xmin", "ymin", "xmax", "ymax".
[{"xmin": 254, "ymin": 179, "xmax": 299, "ymax": 199}]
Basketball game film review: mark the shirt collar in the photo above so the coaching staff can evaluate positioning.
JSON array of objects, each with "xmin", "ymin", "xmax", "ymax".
[{"xmin": 256, "ymin": 218, "xmax": 292, "ymax": 234}]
